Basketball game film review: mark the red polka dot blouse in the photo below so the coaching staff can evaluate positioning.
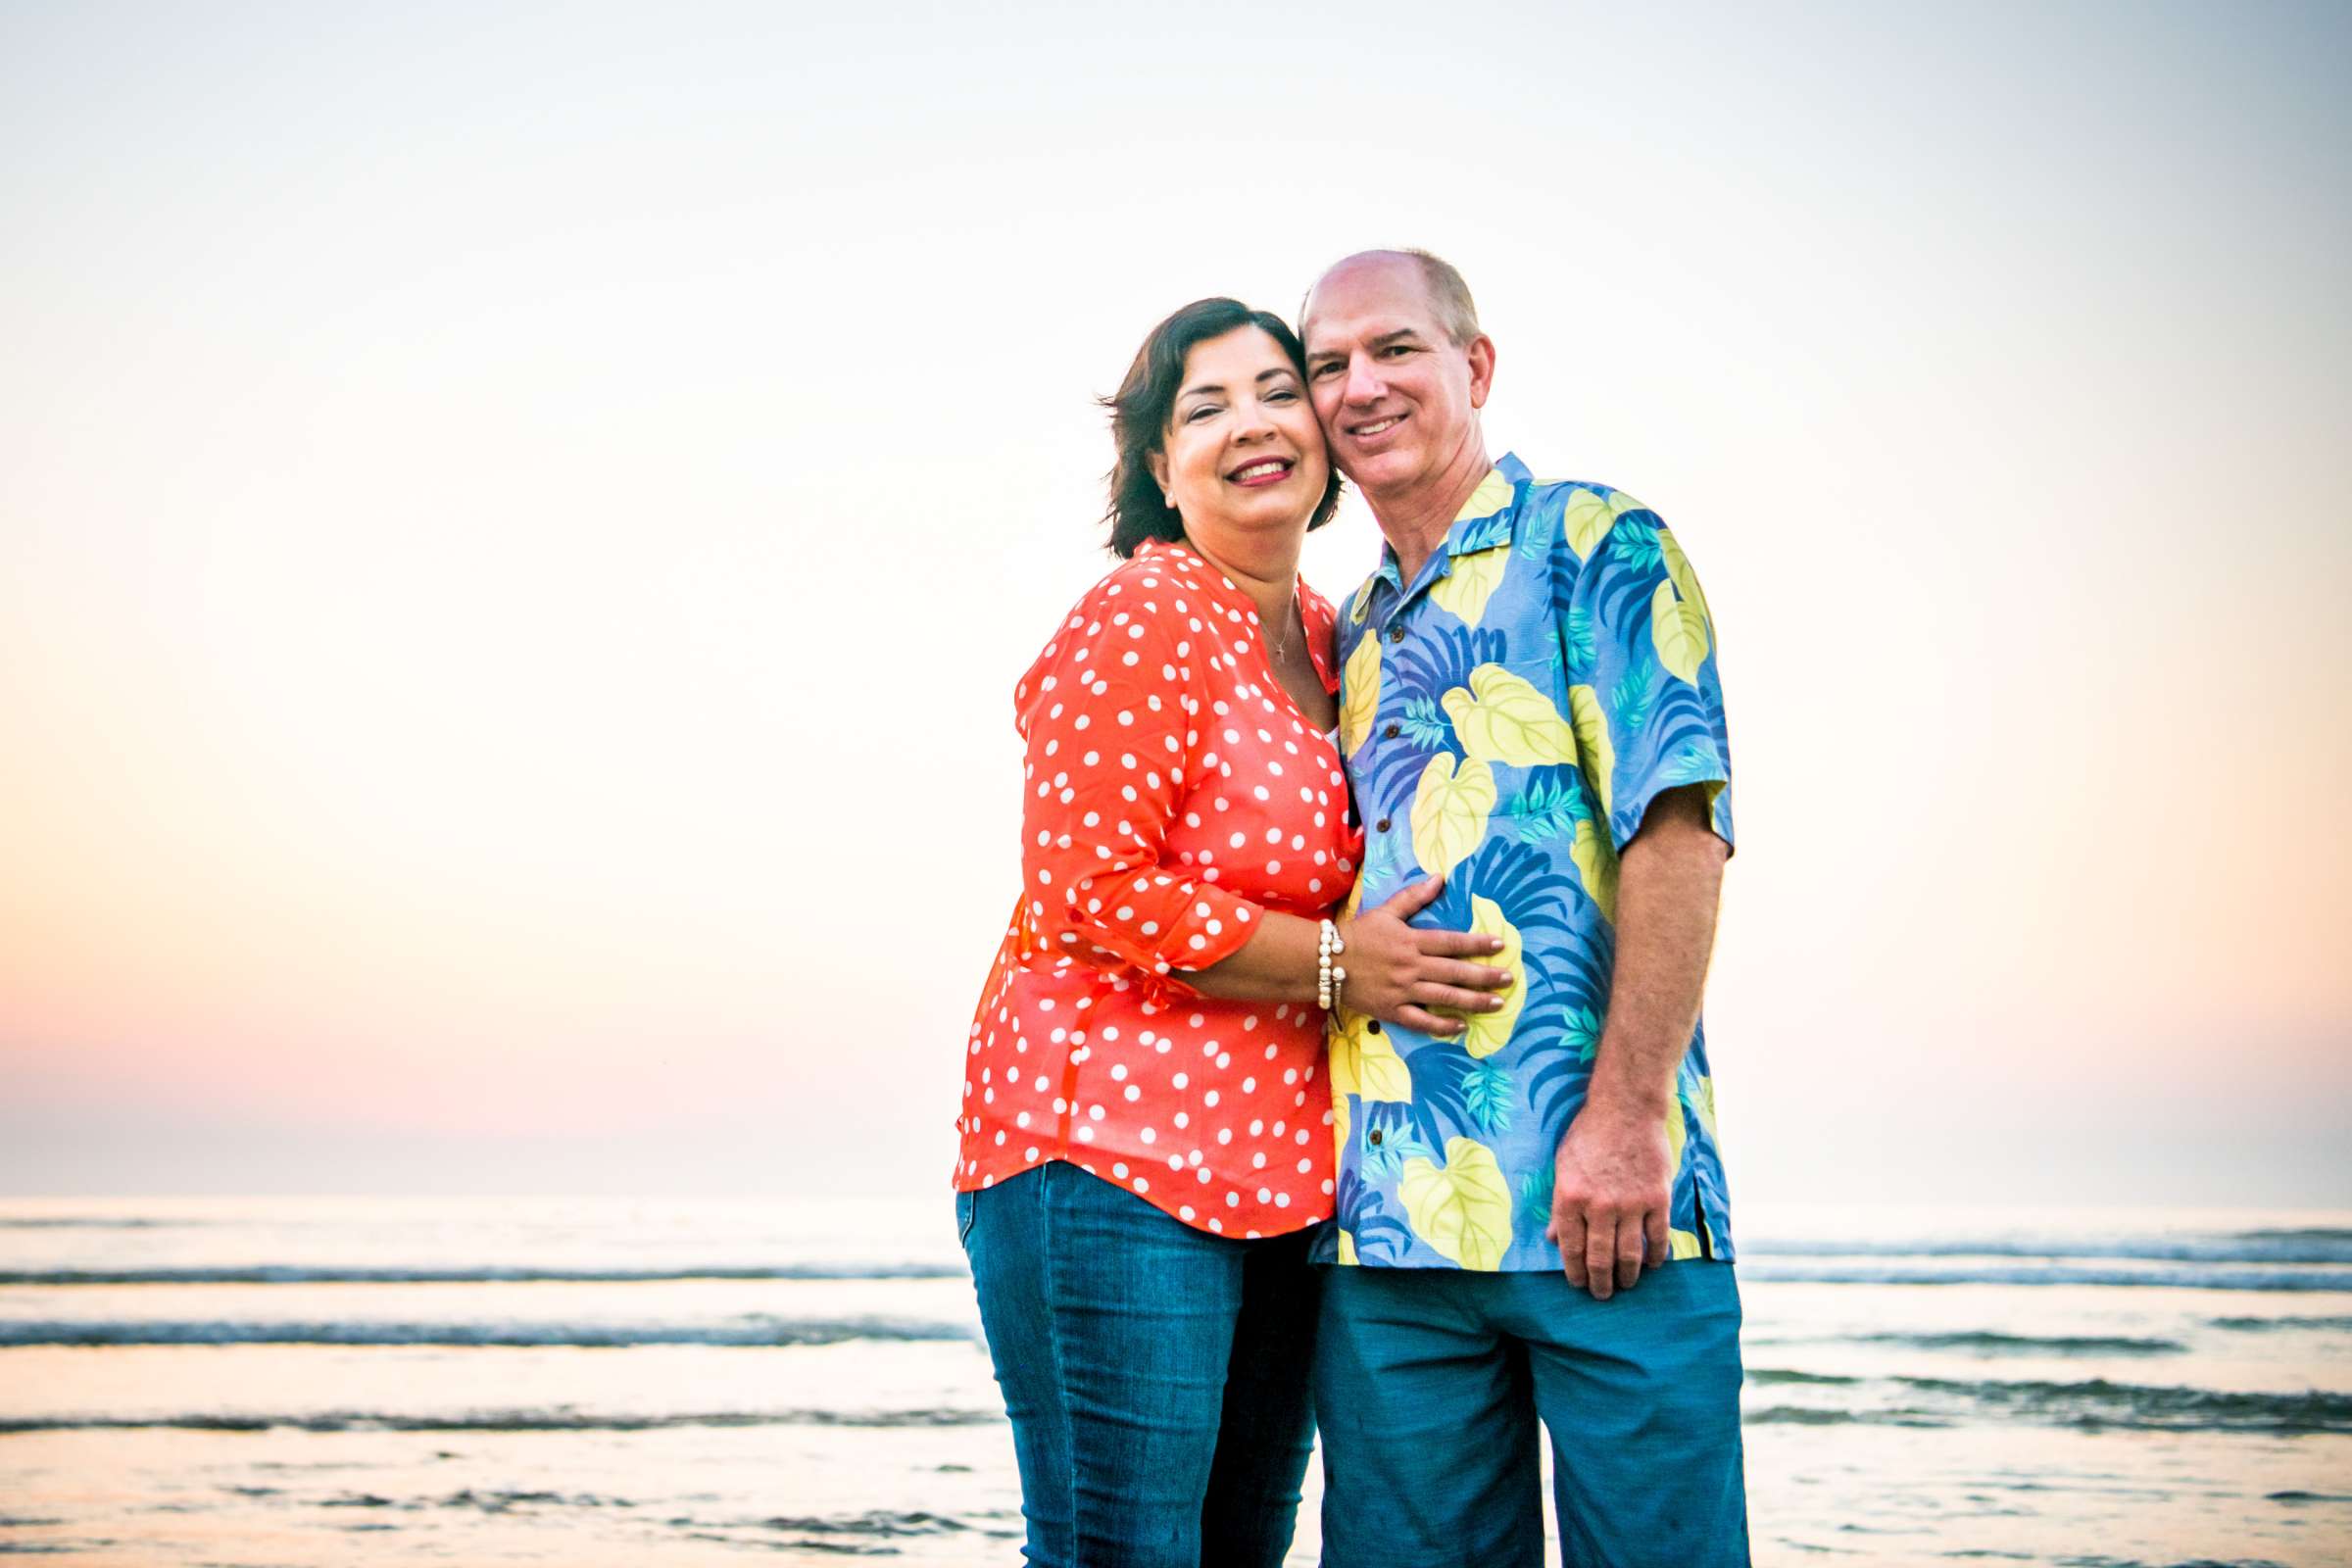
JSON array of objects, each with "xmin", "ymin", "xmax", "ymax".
[{"xmin": 954, "ymin": 541, "xmax": 1363, "ymax": 1239}]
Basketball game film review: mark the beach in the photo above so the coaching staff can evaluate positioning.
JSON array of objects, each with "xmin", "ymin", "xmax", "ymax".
[{"xmin": 3, "ymin": 1196, "xmax": 2348, "ymax": 1565}]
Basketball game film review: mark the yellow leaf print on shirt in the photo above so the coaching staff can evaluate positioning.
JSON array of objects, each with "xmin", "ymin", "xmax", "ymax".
[
  {"xmin": 1666, "ymin": 1091, "xmax": 1688, "ymax": 1174},
  {"xmin": 1399, "ymin": 1137, "xmax": 1513, "ymax": 1271},
  {"xmin": 1567, "ymin": 684, "xmax": 1615, "ymax": 820},
  {"xmin": 1442, "ymin": 664, "xmax": 1577, "ymax": 767},
  {"xmin": 1561, "ymin": 486, "xmax": 1647, "ymax": 560},
  {"xmin": 1650, "ymin": 578, "xmax": 1711, "ymax": 685},
  {"xmin": 1428, "ymin": 546, "xmax": 1509, "ymax": 628},
  {"xmin": 1562, "ymin": 489, "xmax": 1614, "ymax": 561},
  {"xmin": 1330, "ymin": 1008, "xmax": 1412, "ymax": 1102},
  {"xmin": 1339, "ymin": 631, "xmax": 1381, "ymax": 758},
  {"xmin": 1669, "ymin": 1228, "xmax": 1705, "ymax": 1260},
  {"xmin": 1327, "ymin": 1012, "xmax": 1357, "ymax": 1101},
  {"xmin": 1459, "ymin": 896, "xmax": 1523, "ymax": 1060},
  {"xmin": 1456, "ymin": 468, "xmax": 1517, "ymax": 521},
  {"xmin": 1692, "ymin": 1074, "xmax": 1719, "ymax": 1140},
  {"xmin": 1657, "ymin": 527, "xmax": 1712, "ymax": 631},
  {"xmin": 1337, "ymin": 1229, "xmax": 1359, "ymax": 1265},
  {"xmin": 1570, "ymin": 818, "xmax": 1619, "ymax": 922},
  {"xmin": 1348, "ymin": 576, "xmax": 1376, "ymax": 626},
  {"xmin": 1409, "ymin": 753, "xmax": 1495, "ymax": 876}
]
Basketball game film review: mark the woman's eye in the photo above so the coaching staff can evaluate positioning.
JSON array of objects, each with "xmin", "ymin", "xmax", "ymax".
[
  {"xmin": 1266, "ymin": 388, "xmax": 1298, "ymax": 404},
  {"xmin": 1185, "ymin": 405, "xmax": 1219, "ymax": 422}
]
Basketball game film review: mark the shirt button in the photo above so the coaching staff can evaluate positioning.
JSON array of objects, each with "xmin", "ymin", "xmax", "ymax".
[
  {"xmin": 1367, "ymin": 1128, "xmax": 1384, "ymax": 1146},
  {"xmin": 1366, "ymin": 1020, "xmax": 1382, "ymax": 1035},
  {"xmin": 1382, "ymin": 721, "xmax": 1400, "ymax": 739},
  {"xmin": 1374, "ymin": 816, "xmax": 1391, "ymax": 832},
  {"xmin": 1388, "ymin": 624, "xmax": 1406, "ymax": 643}
]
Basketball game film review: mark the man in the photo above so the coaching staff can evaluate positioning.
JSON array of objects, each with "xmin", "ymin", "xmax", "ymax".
[{"xmin": 1301, "ymin": 249, "xmax": 1747, "ymax": 1566}]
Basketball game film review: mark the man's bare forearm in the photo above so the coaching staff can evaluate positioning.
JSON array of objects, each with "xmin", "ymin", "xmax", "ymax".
[{"xmin": 1585, "ymin": 786, "xmax": 1728, "ymax": 1118}]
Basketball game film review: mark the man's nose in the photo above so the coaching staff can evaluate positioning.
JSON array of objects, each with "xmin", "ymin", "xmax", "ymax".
[{"xmin": 1343, "ymin": 357, "xmax": 1386, "ymax": 404}]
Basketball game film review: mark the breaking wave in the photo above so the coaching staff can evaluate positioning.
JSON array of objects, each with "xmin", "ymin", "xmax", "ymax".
[
  {"xmin": 0, "ymin": 1408, "xmax": 1001, "ymax": 1434},
  {"xmin": 0, "ymin": 1263, "xmax": 963, "ymax": 1287},
  {"xmin": 0, "ymin": 1316, "xmax": 976, "ymax": 1349}
]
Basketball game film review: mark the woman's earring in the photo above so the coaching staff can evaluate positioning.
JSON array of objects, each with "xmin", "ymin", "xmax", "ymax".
[{"xmin": 1163, "ymin": 493, "xmax": 1176, "ymax": 510}]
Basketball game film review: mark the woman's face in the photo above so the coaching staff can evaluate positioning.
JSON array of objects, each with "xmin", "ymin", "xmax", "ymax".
[{"xmin": 1149, "ymin": 326, "xmax": 1330, "ymax": 555}]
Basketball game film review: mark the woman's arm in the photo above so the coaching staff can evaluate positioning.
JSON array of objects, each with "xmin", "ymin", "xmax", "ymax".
[
  {"xmin": 1012, "ymin": 577, "xmax": 1507, "ymax": 1027},
  {"xmin": 1183, "ymin": 876, "xmax": 1511, "ymax": 1037}
]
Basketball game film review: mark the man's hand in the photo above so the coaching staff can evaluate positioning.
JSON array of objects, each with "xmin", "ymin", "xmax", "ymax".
[{"xmin": 1544, "ymin": 1099, "xmax": 1672, "ymax": 1300}]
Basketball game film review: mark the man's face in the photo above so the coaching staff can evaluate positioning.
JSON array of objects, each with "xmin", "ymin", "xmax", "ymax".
[{"xmin": 1301, "ymin": 257, "xmax": 1494, "ymax": 500}]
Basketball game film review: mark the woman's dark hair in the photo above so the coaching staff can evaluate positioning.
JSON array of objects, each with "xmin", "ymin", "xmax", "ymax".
[{"xmin": 1102, "ymin": 297, "xmax": 1344, "ymax": 559}]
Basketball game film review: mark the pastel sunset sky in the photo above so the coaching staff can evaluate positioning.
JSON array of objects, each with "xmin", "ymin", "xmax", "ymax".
[{"xmin": 4, "ymin": 1, "xmax": 2346, "ymax": 1203}]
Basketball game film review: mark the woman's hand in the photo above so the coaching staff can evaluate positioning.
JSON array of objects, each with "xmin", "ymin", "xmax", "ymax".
[{"xmin": 1338, "ymin": 876, "xmax": 1513, "ymax": 1036}]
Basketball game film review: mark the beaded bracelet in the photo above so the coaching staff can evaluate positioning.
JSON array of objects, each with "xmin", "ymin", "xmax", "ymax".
[{"xmin": 1316, "ymin": 918, "xmax": 1348, "ymax": 1010}]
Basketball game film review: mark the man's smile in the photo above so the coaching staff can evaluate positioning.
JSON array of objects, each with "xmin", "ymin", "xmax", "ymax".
[{"xmin": 1347, "ymin": 414, "xmax": 1405, "ymax": 441}]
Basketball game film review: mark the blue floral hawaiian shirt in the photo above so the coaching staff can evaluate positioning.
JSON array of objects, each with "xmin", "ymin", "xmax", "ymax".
[{"xmin": 1314, "ymin": 452, "xmax": 1737, "ymax": 1271}]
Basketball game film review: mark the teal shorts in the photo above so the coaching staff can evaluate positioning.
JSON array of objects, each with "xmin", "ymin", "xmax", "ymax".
[{"xmin": 1313, "ymin": 1259, "xmax": 1747, "ymax": 1568}]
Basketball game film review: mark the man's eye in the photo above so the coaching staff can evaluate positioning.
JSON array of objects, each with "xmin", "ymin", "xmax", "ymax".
[{"xmin": 1308, "ymin": 364, "xmax": 1340, "ymax": 378}]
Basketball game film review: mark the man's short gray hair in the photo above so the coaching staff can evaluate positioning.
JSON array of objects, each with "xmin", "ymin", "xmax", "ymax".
[{"xmin": 1303, "ymin": 248, "xmax": 1482, "ymax": 347}]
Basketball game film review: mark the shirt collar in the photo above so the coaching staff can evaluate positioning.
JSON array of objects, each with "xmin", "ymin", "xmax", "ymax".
[
  {"xmin": 1366, "ymin": 452, "xmax": 1532, "ymax": 594},
  {"xmin": 1445, "ymin": 454, "xmax": 1530, "ymax": 556}
]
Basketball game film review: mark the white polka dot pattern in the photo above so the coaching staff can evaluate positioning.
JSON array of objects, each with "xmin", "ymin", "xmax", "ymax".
[{"xmin": 953, "ymin": 542, "xmax": 1362, "ymax": 1238}]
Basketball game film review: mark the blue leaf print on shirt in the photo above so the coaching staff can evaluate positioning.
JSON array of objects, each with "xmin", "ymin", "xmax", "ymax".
[
  {"xmin": 1563, "ymin": 1004, "xmax": 1604, "ymax": 1063},
  {"xmin": 1395, "ymin": 624, "xmax": 1510, "ymax": 704},
  {"xmin": 1660, "ymin": 739, "xmax": 1725, "ymax": 788},
  {"xmin": 1356, "ymin": 1201, "xmax": 1412, "ymax": 1264},
  {"xmin": 1359, "ymin": 833, "xmax": 1413, "ymax": 900},
  {"xmin": 1359, "ymin": 1104, "xmax": 1432, "ymax": 1184},
  {"xmin": 1609, "ymin": 515, "xmax": 1663, "ymax": 572},
  {"xmin": 1425, "ymin": 837, "xmax": 1583, "ymax": 951},
  {"xmin": 1525, "ymin": 1004, "xmax": 1607, "ymax": 1135},
  {"xmin": 1399, "ymin": 695, "xmax": 1452, "ymax": 750},
  {"xmin": 1463, "ymin": 1060, "xmax": 1515, "ymax": 1137},
  {"xmin": 1515, "ymin": 1164, "xmax": 1555, "ymax": 1247},
  {"xmin": 1613, "ymin": 652, "xmax": 1657, "ymax": 736},
  {"xmin": 1563, "ymin": 604, "xmax": 1596, "ymax": 676},
  {"xmin": 1402, "ymin": 1047, "xmax": 1483, "ymax": 1154},
  {"xmin": 1511, "ymin": 766, "xmax": 1592, "ymax": 845}
]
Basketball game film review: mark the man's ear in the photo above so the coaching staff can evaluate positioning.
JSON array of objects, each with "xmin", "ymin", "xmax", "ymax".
[{"xmin": 1466, "ymin": 334, "xmax": 1497, "ymax": 410}]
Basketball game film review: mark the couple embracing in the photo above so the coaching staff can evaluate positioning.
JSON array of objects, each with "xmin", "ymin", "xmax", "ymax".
[{"xmin": 952, "ymin": 250, "xmax": 1745, "ymax": 1568}]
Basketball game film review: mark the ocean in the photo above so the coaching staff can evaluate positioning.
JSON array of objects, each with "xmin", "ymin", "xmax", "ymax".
[{"xmin": 2, "ymin": 1196, "xmax": 2347, "ymax": 1566}]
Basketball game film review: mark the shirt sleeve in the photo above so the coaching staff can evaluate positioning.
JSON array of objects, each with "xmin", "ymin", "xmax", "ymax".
[
  {"xmin": 1559, "ymin": 502, "xmax": 1736, "ymax": 854},
  {"xmin": 1013, "ymin": 584, "xmax": 1261, "ymax": 993}
]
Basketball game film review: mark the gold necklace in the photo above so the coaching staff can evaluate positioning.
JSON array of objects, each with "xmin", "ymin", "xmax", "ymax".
[
  {"xmin": 1268, "ymin": 585, "xmax": 1299, "ymax": 664},
  {"xmin": 1182, "ymin": 534, "xmax": 1298, "ymax": 665}
]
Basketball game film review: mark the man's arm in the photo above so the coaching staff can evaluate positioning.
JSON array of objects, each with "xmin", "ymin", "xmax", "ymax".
[{"xmin": 1544, "ymin": 783, "xmax": 1728, "ymax": 1299}]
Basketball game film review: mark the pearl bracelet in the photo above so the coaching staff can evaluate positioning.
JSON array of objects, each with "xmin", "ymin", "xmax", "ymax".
[{"xmin": 1316, "ymin": 918, "xmax": 1348, "ymax": 1010}]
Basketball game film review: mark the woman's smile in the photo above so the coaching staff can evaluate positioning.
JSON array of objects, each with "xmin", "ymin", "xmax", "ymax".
[{"xmin": 1227, "ymin": 457, "xmax": 1297, "ymax": 487}]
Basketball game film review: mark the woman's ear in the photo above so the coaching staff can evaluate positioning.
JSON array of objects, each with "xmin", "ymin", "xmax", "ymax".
[{"xmin": 1148, "ymin": 449, "xmax": 1169, "ymax": 499}]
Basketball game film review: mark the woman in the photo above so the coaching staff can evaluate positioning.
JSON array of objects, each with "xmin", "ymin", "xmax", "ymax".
[{"xmin": 953, "ymin": 298, "xmax": 1511, "ymax": 1568}]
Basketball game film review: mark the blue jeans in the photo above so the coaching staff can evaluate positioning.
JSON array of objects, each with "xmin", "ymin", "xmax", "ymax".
[
  {"xmin": 957, "ymin": 1161, "xmax": 1321, "ymax": 1568},
  {"xmin": 1315, "ymin": 1260, "xmax": 1748, "ymax": 1568}
]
